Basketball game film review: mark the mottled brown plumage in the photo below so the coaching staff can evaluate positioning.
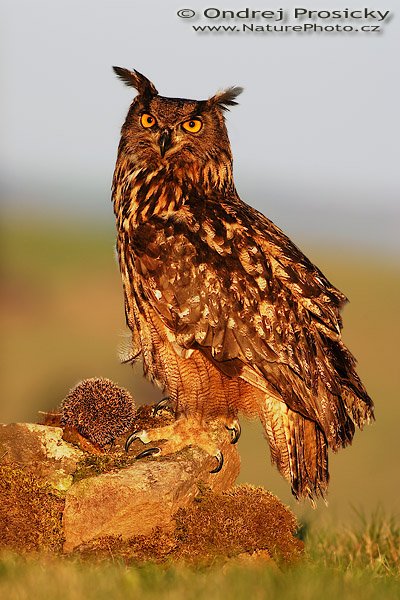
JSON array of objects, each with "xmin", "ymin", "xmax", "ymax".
[{"xmin": 111, "ymin": 67, "xmax": 374, "ymax": 501}]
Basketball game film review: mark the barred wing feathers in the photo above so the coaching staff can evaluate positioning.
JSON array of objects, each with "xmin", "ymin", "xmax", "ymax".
[{"xmin": 128, "ymin": 192, "xmax": 373, "ymax": 453}]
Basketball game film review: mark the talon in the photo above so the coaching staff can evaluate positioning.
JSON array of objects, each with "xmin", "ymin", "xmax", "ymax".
[
  {"xmin": 135, "ymin": 447, "xmax": 161, "ymax": 460},
  {"xmin": 226, "ymin": 420, "xmax": 241, "ymax": 444},
  {"xmin": 125, "ymin": 430, "xmax": 141, "ymax": 453},
  {"xmin": 152, "ymin": 396, "xmax": 173, "ymax": 417},
  {"xmin": 210, "ymin": 450, "xmax": 224, "ymax": 474}
]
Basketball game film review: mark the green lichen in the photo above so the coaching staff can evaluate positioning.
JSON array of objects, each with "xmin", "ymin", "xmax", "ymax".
[{"xmin": 73, "ymin": 453, "xmax": 134, "ymax": 482}]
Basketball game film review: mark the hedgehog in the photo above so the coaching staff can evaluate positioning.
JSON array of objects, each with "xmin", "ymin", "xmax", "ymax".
[{"xmin": 60, "ymin": 378, "xmax": 136, "ymax": 448}]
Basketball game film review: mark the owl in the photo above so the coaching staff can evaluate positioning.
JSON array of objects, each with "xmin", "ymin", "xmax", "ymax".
[{"xmin": 111, "ymin": 66, "xmax": 374, "ymax": 502}]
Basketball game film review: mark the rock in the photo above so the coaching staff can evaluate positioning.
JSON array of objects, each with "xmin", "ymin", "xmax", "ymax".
[
  {"xmin": 73, "ymin": 484, "xmax": 303, "ymax": 565},
  {"xmin": 0, "ymin": 417, "xmax": 302, "ymax": 564},
  {"xmin": 0, "ymin": 418, "xmax": 240, "ymax": 554},
  {"xmin": 169, "ymin": 483, "xmax": 304, "ymax": 565},
  {"xmin": 63, "ymin": 438, "xmax": 240, "ymax": 552},
  {"xmin": 0, "ymin": 423, "xmax": 84, "ymax": 492}
]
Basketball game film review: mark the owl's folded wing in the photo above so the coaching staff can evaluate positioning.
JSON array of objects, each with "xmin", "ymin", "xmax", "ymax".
[{"xmin": 130, "ymin": 200, "xmax": 372, "ymax": 446}]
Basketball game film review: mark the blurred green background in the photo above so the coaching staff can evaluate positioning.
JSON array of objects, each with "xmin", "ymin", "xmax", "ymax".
[{"xmin": 1, "ymin": 213, "xmax": 398, "ymax": 526}]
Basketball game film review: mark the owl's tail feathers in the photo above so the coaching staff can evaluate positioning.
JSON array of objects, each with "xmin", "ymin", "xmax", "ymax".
[{"xmin": 259, "ymin": 395, "xmax": 329, "ymax": 504}]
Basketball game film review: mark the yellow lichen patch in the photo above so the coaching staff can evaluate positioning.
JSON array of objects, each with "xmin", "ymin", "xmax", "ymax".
[
  {"xmin": 72, "ymin": 452, "xmax": 134, "ymax": 482},
  {"xmin": 0, "ymin": 464, "xmax": 65, "ymax": 553}
]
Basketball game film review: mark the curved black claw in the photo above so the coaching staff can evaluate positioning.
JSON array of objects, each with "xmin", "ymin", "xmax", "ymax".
[
  {"xmin": 210, "ymin": 450, "xmax": 224, "ymax": 474},
  {"xmin": 125, "ymin": 430, "xmax": 140, "ymax": 453},
  {"xmin": 226, "ymin": 421, "xmax": 241, "ymax": 445},
  {"xmin": 135, "ymin": 447, "xmax": 161, "ymax": 460},
  {"xmin": 152, "ymin": 396, "xmax": 173, "ymax": 417}
]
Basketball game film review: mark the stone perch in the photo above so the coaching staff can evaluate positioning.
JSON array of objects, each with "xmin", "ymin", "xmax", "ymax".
[
  {"xmin": 0, "ymin": 418, "xmax": 240, "ymax": 552},
  {"xmin": 0, "ymin": 379, "xmax": 303, "ymax": 564}
]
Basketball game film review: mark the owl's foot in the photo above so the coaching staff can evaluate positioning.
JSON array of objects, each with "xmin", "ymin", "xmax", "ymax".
[
  {"xmin": 135, "ymin": 446, "xmax": 161, "ymax": 460},
  {"xmin": 152, "ymin": 396, "xmax": 175, "ymax": 417},
  {"xmin": 225, "ymin": 418, "xmax": 241, "ymax": 444},
  {"xmin": 210, "ymin": 450, "xmax": 224, "ymax": 473},
  {"xmin": 125, "ymin": 418, "xmax": 225, "ymax": 473}
]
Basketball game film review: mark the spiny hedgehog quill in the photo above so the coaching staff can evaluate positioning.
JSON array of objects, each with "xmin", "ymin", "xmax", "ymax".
[{"xmin": 61, "ymin": 378, "xmax": 136, "ymax": 448}]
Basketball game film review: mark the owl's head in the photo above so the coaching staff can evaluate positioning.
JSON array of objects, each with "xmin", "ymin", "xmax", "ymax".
[{"xmin": 113, "ymin": 66, "xmax": 243, "ymax": 174}]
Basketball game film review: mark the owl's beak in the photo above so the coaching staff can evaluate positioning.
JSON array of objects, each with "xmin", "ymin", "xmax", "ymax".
[{"xmin": 158, "ymin": 129, "xmax": 172, "ymax": 158}]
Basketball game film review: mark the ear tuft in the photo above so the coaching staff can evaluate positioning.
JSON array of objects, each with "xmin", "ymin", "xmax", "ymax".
[
  {"xmin": 112, "ymin": 66, "xmax": 158, "ymax": 97},
  {"xmin": 208, "ymin": 86, "xmax": 244, "ymax": 111}
]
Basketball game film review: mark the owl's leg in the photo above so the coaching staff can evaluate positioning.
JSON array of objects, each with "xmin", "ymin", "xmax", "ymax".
[{"xmin": 125, "ymin": 418, "xmax": 225, "ymax": 473}]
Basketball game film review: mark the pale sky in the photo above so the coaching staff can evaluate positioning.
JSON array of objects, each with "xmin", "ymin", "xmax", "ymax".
[{"xmin": 1, "ymin": 0, "xmax": 399, "ymax": 251}]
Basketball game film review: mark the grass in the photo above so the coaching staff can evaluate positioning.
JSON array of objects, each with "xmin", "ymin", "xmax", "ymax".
[
  {"xmin": 307, "ymin": 510, "xmax": 400, "ymax": 578},
  {"xmin": 0, "ymin": 513, "xmax": 399, "ymax": 600}
]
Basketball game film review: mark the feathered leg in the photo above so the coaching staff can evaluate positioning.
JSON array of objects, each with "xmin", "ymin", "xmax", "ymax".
[{"xmin": 259, "ymin": 395, "xmax": 329, "ymax": 503}]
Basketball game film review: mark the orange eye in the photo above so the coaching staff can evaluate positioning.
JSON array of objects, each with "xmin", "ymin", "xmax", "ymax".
[
  {"xmin": 140, "ymin": 113, "xmax": 157, "ymax": 128},
  {"xmin": 182, "ymin": 118, "xmax": 202, "ymax": 133}
]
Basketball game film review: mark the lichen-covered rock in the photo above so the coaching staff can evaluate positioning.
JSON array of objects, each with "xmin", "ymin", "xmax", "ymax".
[
  {"xmin": 63, "ymin": 440, "xmax": 240, "ymax": 552},
  {"xmin": 0, "ymin": 423, "xmax": 83, "ymax": 492},
  {"xmin": 73, "ymin": 485, "xmax": 303, "ymax": 565},
  {"xmin": 0, "ymin": 416, "xmax": 302, "ymax": 565}
]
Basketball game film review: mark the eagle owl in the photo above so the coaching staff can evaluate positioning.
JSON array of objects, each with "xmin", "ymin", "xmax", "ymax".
[{"xmin": 112, "ymin": 66, "xmax": 374, "ymax": 502}]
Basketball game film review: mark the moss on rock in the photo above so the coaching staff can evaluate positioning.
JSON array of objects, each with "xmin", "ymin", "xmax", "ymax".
[
  {"xmin": 75, "ymin": 484, "xmax": 303, "ymax": 566},
  {"xmin": 173, "ymin": 484, "xmax": 303, "ymax": 564},
  {"xmin": 0, "ymin": 464, "xmax": 65, "ymax": 553}
]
